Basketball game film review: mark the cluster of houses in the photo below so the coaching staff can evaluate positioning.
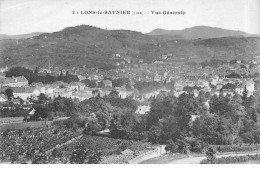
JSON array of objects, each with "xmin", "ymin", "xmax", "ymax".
[
  {"xmin": 0, "ymin": 76, "xmax": 89, "ymax": 103},
  {"xmin": 0, "ymin": 56, "xmax": 259, "ymax": 115}
]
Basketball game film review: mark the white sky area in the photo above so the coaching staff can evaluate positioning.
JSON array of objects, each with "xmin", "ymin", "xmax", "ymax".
[{"xmin": 0, "ymin": 0, "xmax": 259, "ymax": 35}]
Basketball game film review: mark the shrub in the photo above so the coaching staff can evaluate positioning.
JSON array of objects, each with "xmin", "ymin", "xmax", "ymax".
[
  {"xmin": 185, "ymin": 137, "xmax": 205, "ymax": 153},
  {"xmin": 87, "ymin": 150, "xmax": 103, "ymax": 164},
  {"xmin": 241, "ymin": 132, "xmax": 255, "ymax": 144},
  {"xmin": 165, "ymin": 139, "xmax": 190, "ymax": 154},
  {"xmin": 32, "ymin": 150, "xmax": 48, "ymax": 164},
  {"xmin": 205, "ymin": 147, "xmax": 216, "ymax": 164},
  {"xmin": 70, "ymin": 144, "xmax": 89, "ymax": 164},
  {"xmin": 201, "ymin": 154, "xmax": 260, "ymax": 164},
  {"xmin": 165, "ymin": 139, "xmax": 178, "ymax": 153}
]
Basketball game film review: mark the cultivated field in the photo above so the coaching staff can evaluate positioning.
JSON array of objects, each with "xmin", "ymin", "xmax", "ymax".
[{"xmin": 0, "ymin": 121, "xmax": 52, "ymax": 131}]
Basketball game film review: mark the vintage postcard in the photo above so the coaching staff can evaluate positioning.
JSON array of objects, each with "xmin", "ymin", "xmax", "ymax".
[{"xmin": 0, "ymin": 0, "xmax": 260, "ymax": 167}]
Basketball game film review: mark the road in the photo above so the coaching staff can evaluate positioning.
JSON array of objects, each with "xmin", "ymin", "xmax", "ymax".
[{"xmin": 168, "ymin": 152, "xmax": 260, "ymax": 164}]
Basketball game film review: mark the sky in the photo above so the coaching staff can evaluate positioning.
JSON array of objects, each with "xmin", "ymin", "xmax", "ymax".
[{"xmin": 0, "ymin": 0, "xmax": 259, "ymax": 35}]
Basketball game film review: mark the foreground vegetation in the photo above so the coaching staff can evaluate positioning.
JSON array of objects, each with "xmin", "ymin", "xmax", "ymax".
[{"xmin": 201, "ymin": 153, "xmax": 260, "ymax": 164}]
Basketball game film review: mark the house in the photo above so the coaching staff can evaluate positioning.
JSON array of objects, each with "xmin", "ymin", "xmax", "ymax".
[
  {"xmin": 0, "ymin": 94, "xmax": 8, "ymax": 102},
  {"xmin": 31, "ymin": 82, "xmax": 46, "ymax": 93},
  {"xmin": 53, "ymin": 88, "xmax": 73, "ymax": 98},
  {"xmin": 0, "ymin": 76, "xmax": 28, "ymax": 87},
  {"xmin": 13, "ymin": 87, "xmax": 40, "ymax": 100},
  {"xmin": 68, "ymin": 82, "xmax": 86, "ymax": 92},
  {"xmin": 12, "ymin": 98, "xmax": 21, "ymax": 105},
  {"xmin": 174, "ymin": 81, "xmax": 184, "ymax": 91},
  {"xmin": 135, "ymin": 105, "xmax": 151, "ymax": 114},
  {"xmin": 51, "ymin": 81, "xmax": 69, "ymax": 88},
  {"xmin": 162, "ymin": 55, "xmax": 168, "ymax": 60},
  {"xmin": 121, "ymin": 149, "xmax": 134, "ymax": 156},
  {"xmin": 71, "ymin": 90, "xmax": 93, "ymax": 101},
  {"xmin": 78, "ymin": 75, "xmax": 87, "ymax": 81},
  {"xmin": 118, "ymin": 89, "xmax": 133, "ymax": 98},
  {"xmin": 191, "ymin": 115, "xmax": 200, "ymax": 122},
  {"xmin": 103, "ymin": 79, "xmax": 113, "ymax": 87},
  {"xmin": 154, "ymin": 72, "xmax": 161, "ymax": 82},
  {"xmin": 235, "ymin": 79, "xmax": 255, "ymax": 96},
  {"xmin": 44, "ymin": 85, "xmax": 56, "ymax": 98},
  {"xmin": 216, "ymin": 84, "xmax": 224, "ymax": 90},
  {"xmin": 235, "ymin": 86, "xmax": 244, "ymax": 95},
  {"xmin": 0, "ymin": 66, "xmax": 8, "ymax": 73}
]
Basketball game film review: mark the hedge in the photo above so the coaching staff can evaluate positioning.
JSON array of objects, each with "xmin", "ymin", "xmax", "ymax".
[
  {"xmin": 211, "ymin": 145, "xmax": 260, "ymax": 153},
  {"xmin": 201, "ymin": 154, "xmax": 260, "ymax": 164}
]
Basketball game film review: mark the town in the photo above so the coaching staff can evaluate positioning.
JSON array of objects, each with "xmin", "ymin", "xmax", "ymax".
[{"xmin": 1, "ymin": 53, "xmax": 260, "ymax": 109}]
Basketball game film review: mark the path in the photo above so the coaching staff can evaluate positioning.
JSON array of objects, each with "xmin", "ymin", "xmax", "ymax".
[
  {"xmin": 168, "ymin": 151, "xmax": 260, "ymax": 164},
  {"xmin": 45, "ymin": 135, "xmax": 82, "ymax": 154}
]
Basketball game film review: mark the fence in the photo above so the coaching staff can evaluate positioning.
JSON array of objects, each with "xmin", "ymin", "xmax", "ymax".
[{"xmin": 128, "ymin": 145, "xmax": 166, "ymax": 164}]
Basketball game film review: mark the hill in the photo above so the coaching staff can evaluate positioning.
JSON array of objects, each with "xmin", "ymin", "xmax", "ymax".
[
  {"xmin": 0, "ymin": 25, "xmax": 259, "ymax": 70},
  {"xmin": 0, "ymin": 32, "xmax": 43, "ymax": 40},
  {"xmin": 147, "ymin": 26, "xmax": 252, "ymax": 39},
  {"xmin": 0, "ymin": 25, "xmax": 161, "ymax": 70}
]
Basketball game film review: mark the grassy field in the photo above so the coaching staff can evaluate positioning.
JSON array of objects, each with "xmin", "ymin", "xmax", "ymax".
[
  {"xmin": 238, "ymin": 160, "xmax": 260, "ymax": 164},
  {"xmin": 0, "ymin": 121, "xmax": 52, "ymax": 131},
  {"xmin": 139, "ymin": 153, "xmax": 189, "ymax": 164}
]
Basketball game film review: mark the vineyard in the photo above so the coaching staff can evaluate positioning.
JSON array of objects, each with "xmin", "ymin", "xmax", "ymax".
[
  {"xmin": 0, "ymin": 126, "xmax": 81, "ymax": 162},
  {"xmin": 56, "ymin": 135, "xmax": 154, "ymax": 163}
]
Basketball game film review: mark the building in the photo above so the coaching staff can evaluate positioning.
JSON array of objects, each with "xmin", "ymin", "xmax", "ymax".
[
  {"xmin": 68, "ymin": 82, "xmax": 86, "ymax": 92},
  {"xmin": 235, "ymin": 79, "xmax": 255, "ymax": 96},
  {"xmin": 0, "ymin": 94, "xmax": 8, "ymax": 102},
  {"xmin": 154, "ymin": 72, "xmax": 161, "ymax": 82},
  {"xmin": 135, "ymin": 105, "xmax": 151, "ymax": 114},
  {"xmin": 71, "ymin": 90, "xmax": 93, "ymax": 101},
  {"xmin": 53, "ymin": 88, "xmax": 73, "ymax": 98},
  {"xmin": 13, "ymin": 87, "xmax": 40, "ymax": 100},
  {"xmin": 103, "ymin": 79, "xmax": 113, "ymax": 87},
  {"xmin": 0, "ymin": 76, "xmax": 28, "ymax": 87}
]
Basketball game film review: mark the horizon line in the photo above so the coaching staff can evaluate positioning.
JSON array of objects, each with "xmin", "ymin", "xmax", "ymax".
[{"xmin": 1, "ymin": 24, "xmax": 259, "ymax": 36}]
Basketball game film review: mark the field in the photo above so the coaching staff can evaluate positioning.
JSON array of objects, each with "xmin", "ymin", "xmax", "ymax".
[
  {"xmin": 139, "ymin": 153, "xmax": 188, "ymax": 164},
  {"xmin": 0, "ymin": 121, "xmax": 52, "ymax": 131}
]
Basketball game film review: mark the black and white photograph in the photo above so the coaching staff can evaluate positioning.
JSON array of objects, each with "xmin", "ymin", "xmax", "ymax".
[{"xmin": 0, "ymin": 0, "xmax": 260, "ymax": 166}]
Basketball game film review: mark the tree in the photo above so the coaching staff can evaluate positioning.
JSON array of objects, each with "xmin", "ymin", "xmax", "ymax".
[
  {"xmin": 112, "ymin": 78, "xmax": 124, "ymax": 87},
  {"xmin": 88, "ymin": 150, "xmax": 103, "ymax": 164},
  {"xmin": 5, "ymin": 66, "xmax": 34, "ymax": 84},
  {"xmin": 32, "ymin": 106, "xmax": 49, "ymax": 120},
  {"xmin": 97, "ymin": 81, "xmax": 105, "ymax": 88},
  {"xmin": 58, "ymin": 71, "xmax": 64, "ymax": 81},
  {"xmin": 165, "ymin": 139, "xmax": 178, "ymax": 153},
  {"xmin": 125, "ymin": 82, "xmax": 132, "ymax": 91},
  {"xmin": 34, "ymin": 67, "xmax": 39, "ymax": 75},
  {"xmin": 70, "ymin": 144, "xmax": 89, "ymax": 164},
  {"xmin": 84, "ymin": 120, "xmax": 102, "ymax": 135},
  {"xmin": 5, "ymin": 88, "xmax": 13, "ymax": 100},
  {"xmin": 242, "ymin": 86, "xmax": 248, "ymax": 101},
  {"xmin": 92, "ymin": 89, "xmax": 100, "ymax": 97},
  {"xmin": 148, "ymin": 125, "xmax": 162, "ymax": 144},
  {"xmin": 38, "ymin": 93, "xmax": 48, "ymax": 103},
  {"xmin": 108, "ymin": 89, "xmax": 119, "ymax": 98},
  {"xmin": 51, "ymin": 148, "xmax": 62, "ymax": 159}
]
